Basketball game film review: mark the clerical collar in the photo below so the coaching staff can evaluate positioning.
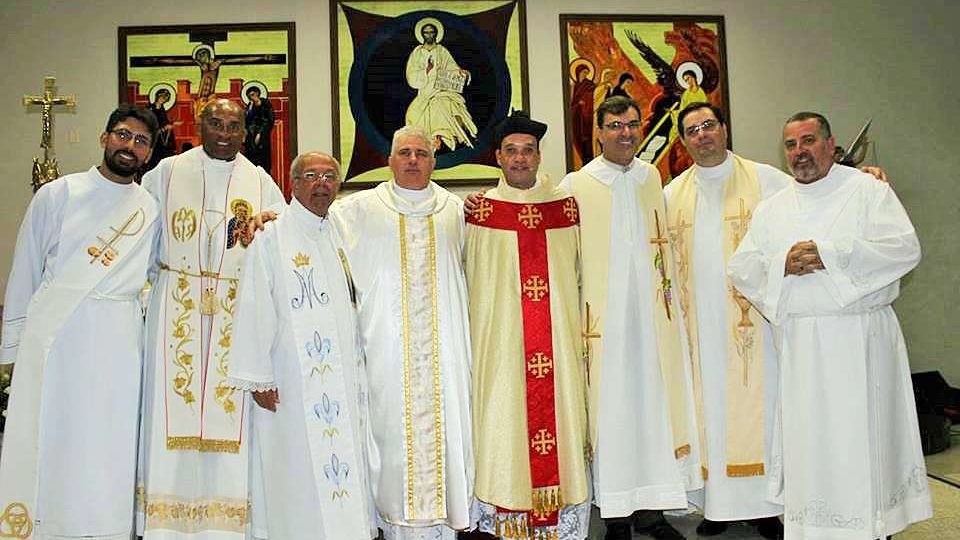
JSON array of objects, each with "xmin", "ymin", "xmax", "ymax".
[
  {"xmin": 91, "ymin": 165, "xmax": 137, "ymax": 191},
  {"xmin": 200, "ymin": 148, "xmax": 238, "ymax": 170},
  {"xmin": 694, "ymin": 151, "xmax": 734, "ymax": 183},
  {"xmin": 392, "ymin": 182, "xmax": 433, "ymax": 203},
  {"xmin": 599, "ymin": 154, "xmax": 636, "ymax": 174},
  {"xmin": 290, "ymin": 196, "xmax": 328, "ymax": 231},
  {"xmin": 584, "ymin": 154, "xmax": 648, "ymax": 187},
  {"xmin": 793, "ymin": 163, "xmax": 842, "ymax": 196}
]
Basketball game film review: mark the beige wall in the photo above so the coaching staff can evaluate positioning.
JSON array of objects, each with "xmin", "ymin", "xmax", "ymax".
[{"xmin": 1, "ymin": 0, "xmax": 957, "ymax": 383}]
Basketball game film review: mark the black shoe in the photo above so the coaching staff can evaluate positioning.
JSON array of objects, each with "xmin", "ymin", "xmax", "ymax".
[
  {"xmin": 634, "ymin": 515, "xmax": 685, "ymax": 540},
  {"xmin": 748, "ymin": 517, "xmax": 784, "ymax": 540},
  {"xmin": 604, "ymin": 519, "xmax": 633, "ymax": 540},
  {"xmin": 696, "ymin": 518, "xmax": 729, "ymax": 536}
]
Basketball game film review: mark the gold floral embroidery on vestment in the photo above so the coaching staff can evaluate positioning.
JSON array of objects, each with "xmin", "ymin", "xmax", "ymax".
[
  {"xmin": 213, "ymin": 280, "xmax": 239, "ymax": 416},
  {"xmin": 141, "ymin": 493, "xmax": 248, "ymax": 533},
  {"xmin": 171, "ymin": 270, "xmax": 197, "ymax": 407}
]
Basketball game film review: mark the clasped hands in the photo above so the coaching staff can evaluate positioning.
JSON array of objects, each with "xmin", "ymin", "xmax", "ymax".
[{"xmin": 784, "ymin": 240, "xmax": 825, "ymax": 276}]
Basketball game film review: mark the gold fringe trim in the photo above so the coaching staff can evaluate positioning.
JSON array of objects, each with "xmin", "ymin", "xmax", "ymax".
[
  {"xmin": 727, "ymin": 462, "xmax": 765, "ymax": 477},
  {"xmin": 158, "ymin": 262, "xmax": 239, "ymax": 283},
  {"xmin": 166, "ymin": 436, "xmax": 240, "ymax": 453},
  {"xmin": 702, "ymin": 465, "xmax": 709, "ymax": 480},
  {"xmin": 531, "ymin": 486, "xmax": 564, "ymax": 519},
  {"xmin": 493, "ymin": 512, "xmax": 561, "ymax": 540},
  {"xmin": 674, "ymin": 443, "xmax": 691, "ymax": 459}
]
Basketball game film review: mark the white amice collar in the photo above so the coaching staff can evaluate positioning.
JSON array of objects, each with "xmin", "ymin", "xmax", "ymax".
[
  {"xmin": 91, "ymin": 166, "xmax": 137, "ymax": 192},
  {"xmin": 289, "ymin": 197, "xmax": 328, "ymax": 233},
  {"xmin": 694, "ymin": 151, "xmax": 734, "ymax": 183},
  {"xmin": 374, "ymin": 180, "xmax": 449, "ymax": 217},
  {"xmin": 199, "ymin": 147, "xmax": 238, "ymax": 171},
  {"xmin": 584, "ymin": 155, "xmax": 649, "ymax": 186},
  {"xmin": 392, "ymin": 182, "xmax": 433, "ymax": 203}
]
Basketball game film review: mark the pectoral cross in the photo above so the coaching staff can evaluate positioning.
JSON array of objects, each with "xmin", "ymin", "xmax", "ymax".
[
  {"xmin": 724, "ymin": 198, "xmax": 752, "ymax": 246},
  {"xmin": 87, "ymin": 209, "xmax": 146, "ymax": 267},
  {"xmin": 649, "ymin": 210, "xmax": 673, "ymax": 320}
]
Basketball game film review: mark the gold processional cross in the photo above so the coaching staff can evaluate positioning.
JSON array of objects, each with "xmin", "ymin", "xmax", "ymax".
[{"xmin": 24, "ymin": 76, "xmax": 76, "ymax": 191}]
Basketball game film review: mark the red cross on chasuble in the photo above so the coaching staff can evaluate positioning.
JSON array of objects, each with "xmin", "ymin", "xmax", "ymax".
[{"xmin": 467, "ymin": 196, "xmax": 579, "ymax": 530}]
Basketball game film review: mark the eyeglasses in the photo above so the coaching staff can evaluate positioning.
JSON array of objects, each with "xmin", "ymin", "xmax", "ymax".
[
  {"xmin": 603, "ymin": 120, "xmax": 642, "ymax": 131},
  {"xmin": 110, "ymin": 128, "xmax": 152, "ymax": 148},
  {"xmin": 204, "ymin": 117, "xmax": 244, "ymax": 134},
  {"xmin": 298, "ymin": 171, "xmax": 340, "ymax": 184},
  {"xmin": 684, "ymin": 119, "xmax": 720, "ymax": 138}
]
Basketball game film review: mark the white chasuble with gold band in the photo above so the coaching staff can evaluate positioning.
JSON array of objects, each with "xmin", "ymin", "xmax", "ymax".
[
  {"xmin": 666, "ymin": 154, "xmax": 766, "ymax": 479},
  {"xmin": 161, "ymin": 149, "xmax": 262, "ymax": 452},
  {"xmin": 562, "ymin": 156, "xmax": 701, "ymax": 517},
  {"xmin": 331, "ymin": 181, "xmax": 473, "ymax": 535},
  {"xmin": 0, "ymin": 177, "xmax": 156, "ymax": 539},
  {"xmin": 276, "ymin": 206, "xmax": 370, "ymax": 539}
]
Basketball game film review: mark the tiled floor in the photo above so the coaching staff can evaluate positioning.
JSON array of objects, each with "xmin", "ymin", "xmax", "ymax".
[{"xmin": 580, "ymin": 430, "xmax": 960, "ymax": 539}]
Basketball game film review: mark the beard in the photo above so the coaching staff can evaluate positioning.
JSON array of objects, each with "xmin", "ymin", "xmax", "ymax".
[{"xmin": 102, "ymin": 148, "xmax": 142, "ymax": 178}]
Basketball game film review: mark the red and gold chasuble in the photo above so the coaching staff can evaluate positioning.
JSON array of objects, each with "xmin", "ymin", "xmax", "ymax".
[{"xmin": 467, "ymin": 195, "xmax": 580, "ymax": 532}]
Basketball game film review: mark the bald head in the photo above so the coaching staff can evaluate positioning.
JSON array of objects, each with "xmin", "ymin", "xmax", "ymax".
[
  {"xmin": 200, "ymin": 99, "xmax": 245, "ymax": 160},
  {"xmin": 291, "ymin": 151, "xmax": 342, "ymax": 217}
]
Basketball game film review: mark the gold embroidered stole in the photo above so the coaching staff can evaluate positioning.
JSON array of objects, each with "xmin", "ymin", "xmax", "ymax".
[
  {"xmin": 162, "ymin": 151, "xmax": 262, "ymax": 452},
  {"xmin": 398, "ymin": 212, "xmax": 447, "ymax": 521},
  {"xmin": 0, "ymin": 186, "xmax": 156, "ymax": 538},
  {"xmin": 666, "ymin": 155, "xmax": 765, "ymax": 478},
  {"xmin": 570, "ymin": 169, "xmax": 693, "ymax": 460}
]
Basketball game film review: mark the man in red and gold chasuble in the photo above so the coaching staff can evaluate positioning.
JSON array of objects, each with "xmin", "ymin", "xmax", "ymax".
[{"xmin": 465, "ymin": 111, "xmax": 590, "ymax": 540}]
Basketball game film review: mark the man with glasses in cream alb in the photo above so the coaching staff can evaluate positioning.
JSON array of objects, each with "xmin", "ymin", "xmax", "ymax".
[{"xmin": 559, "ymin": 96, "xmax": 701, "ymax": 540}]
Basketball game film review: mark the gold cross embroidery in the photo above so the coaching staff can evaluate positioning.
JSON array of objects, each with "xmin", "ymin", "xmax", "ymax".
[
  {"xmin": 581, "ymin": 302, "xmax": 601, "ymax": 385},
  {"xmin": 474, "ymin": 198, "xmax": 494, "ymax": 222},
  {"xmin": 724, "ymin": 198, "xmax": 752, "ymax": 246},
  {"xmin": 668, "ymin": 209, "xmax": 693, "ymax": 240},
  {"xmin": 523, "ymin": 275, "xmax": 549, "ymax": 301},
  {"xmin": 563, "ymin": 199, "xmax": 578, "ymax": 222},
  {"xmin": 530, "ymin": 428, "xmax": 557, "ymax": 456},
  {"xmin": 649, "ymin": 210, "xmax": 673, "ymax": 320},
  {"xmin": 527, "ymin": 352, "xmax": 554, "ymax": 379},
  {"xmin": 517, "ymin": 204, "xmax": 543, "ymax": 229}
]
